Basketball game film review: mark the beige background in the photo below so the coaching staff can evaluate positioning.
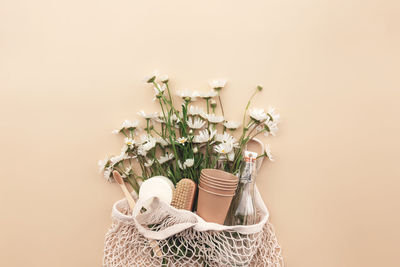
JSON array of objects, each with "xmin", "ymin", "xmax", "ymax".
[{"xmin": 1, "ymin": 0, "xmax": 399, "ymax": 266}]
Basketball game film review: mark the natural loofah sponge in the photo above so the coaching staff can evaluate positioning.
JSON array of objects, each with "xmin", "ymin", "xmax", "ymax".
[{"xmin": 171, "ymin": 178, "xmax": 197, "ymax": 211}]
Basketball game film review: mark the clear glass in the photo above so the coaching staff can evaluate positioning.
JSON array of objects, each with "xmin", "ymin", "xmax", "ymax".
[{"xmin": 225, "ymin": 155, "xmax": 257, "ymax": 226}]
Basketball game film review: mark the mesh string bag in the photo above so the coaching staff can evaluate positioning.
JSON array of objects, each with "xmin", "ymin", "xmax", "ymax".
[{"xmin": 103, "ymin": 186, "xmax": 284, "ymax": 266}]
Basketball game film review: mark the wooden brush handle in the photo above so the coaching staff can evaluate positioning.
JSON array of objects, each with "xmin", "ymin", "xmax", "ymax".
[
  {"xmin": 113, "ymin": 171, "xmax": 136, "ymax": 209},
  {"xmin": 120, "ymin": 183, "xmax": 136, "ymax": 210}
]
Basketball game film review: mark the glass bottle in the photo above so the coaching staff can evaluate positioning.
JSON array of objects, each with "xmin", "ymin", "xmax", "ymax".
[{"xmin": 225, "ymin": 151, "xmax": 258, "ymax": 226}]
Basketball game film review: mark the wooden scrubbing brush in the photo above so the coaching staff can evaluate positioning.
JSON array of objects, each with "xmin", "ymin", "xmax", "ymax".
[{"xmin": 171, "ymin": 179, "xmax": 197, "ymax": 211}]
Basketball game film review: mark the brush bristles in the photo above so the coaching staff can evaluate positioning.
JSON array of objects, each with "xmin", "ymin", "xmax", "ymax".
[{"xmin": 171, "ymin": 179, "xmax": 197, "ymax": 211}]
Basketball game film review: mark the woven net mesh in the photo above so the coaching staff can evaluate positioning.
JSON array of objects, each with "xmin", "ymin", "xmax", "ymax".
[{"xmin": 103, "ymin": 196, "xmax": 283, "ymax": 267}]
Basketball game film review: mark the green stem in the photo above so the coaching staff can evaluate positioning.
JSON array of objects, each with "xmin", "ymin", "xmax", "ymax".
[
  {"xmin": 166, "ymin": 83, "xmax": 173, "ymax": 106},
  {"xmin": 245, "ymin": 120, "xmax": 265, "ymax": 139},
  {"xmin": 146, "ymin": 119, "xmax": 150, "ymax": 134},
  {"xmin": 121, "ymin": 130, "xmax": 128, "ymax": 138},
  {"xmin": 249, "ymin": 128, "xmax": 266, "ymax": 140},
  {"xmin": 242, "ymin": 89, "xmax": 259, "ymax": 137},
  {"xmin": 218, "ymin": 93, "xmax": 224, "ymax": 117}
]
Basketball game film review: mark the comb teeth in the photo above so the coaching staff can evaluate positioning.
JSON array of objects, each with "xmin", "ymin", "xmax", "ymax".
[{"xmin": 171, "ymin": 179, "xmax": 197, "ymax": 211}]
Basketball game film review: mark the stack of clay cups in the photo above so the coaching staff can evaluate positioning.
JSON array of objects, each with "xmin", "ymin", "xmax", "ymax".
[{"xmin": 197, "ymin": 169, "xmax": 239, "ymax": 224}]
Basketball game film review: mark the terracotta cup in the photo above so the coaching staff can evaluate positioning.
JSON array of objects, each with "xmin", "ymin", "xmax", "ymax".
[
  {"xmin": 200, "ymin": 175, "xmax": 238, "ymax": 188},
  {"xmin": 196, "ymin": 185, "xmax": 235, "ymax": 224},
  {"xmin": 201, "ymin": 169, "xmax": 238, "ymax": 183},
  {"xmin": 199, "ymin": 179, "xmax": 238, "ymax": 195},
  {"xmin": 199, "ymin": 181, "xmax": 237, "ymax": 193}
]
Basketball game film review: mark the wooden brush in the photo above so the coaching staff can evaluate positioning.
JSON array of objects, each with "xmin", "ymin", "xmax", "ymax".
[
  {"xmin": 171, "ymin": 179, "xmax": 197, "ymax": 211},
  {"xmin": 113, "ymin": 171, "xmax": 136, "ymax": 211}
]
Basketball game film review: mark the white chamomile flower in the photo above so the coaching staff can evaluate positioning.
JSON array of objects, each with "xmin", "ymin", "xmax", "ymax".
[
  {"xmin": 265, "ymin": 144, "xmax": 275, "ymax": 162},
  {"xmin": 209, "ymin": 79, "xmax": 226, "ymax": 90},
  {"xmin": 223, "ymin": 121, "xmax": 240, "ymax": 130},
  {"xmin": 193, "ymin": 132, "xmax": 207, "ymax": 143},
  {"xmin": 193, "ymin": 146, "xmax": 199, "ymax": 153},
  {"xmin": 137, "ymin": 146, "xmax": 147, "ymax": 156},
  {"xmin": 264, "ymin": 120, "xmax": 279, "ymax": 136},
  {"xmin": 143, "ymin": 70, "xmax": 159, "ymax": 83},
  {"xmin": 227, "ymin": 151, "xmax": 235, "ymax": 161},
  {"xmin": 120, "ymin": 145, "xmax": 128, "ymax": 154},
  {"xmin": 156, "ymin": 137, "xmax": 169, "ymax": 147},
  {"xmin": 205, "ymin": 114, "xmax": 224, "ymax": 124},
  {"xmin": 188, "ymin": 106, "xmax": 205, "ymax": 117},
  {"xmin": 208, "ymin": 127, "xmax": 217, "ymax": 140},
  {"xmin": 215, "ymin": 142, "xmax": 235, "ymax": 162},
  {"xmin": 267, "ymin": 106, "xmax": 280, "ymax": 123},
  {"xmin": 184, "ymin": 158, "xmax": 194, "ymax": 168},
  {"xmin": 158, "ymin": 152, "xmax": 174, "ymax": 164},
  {"xmin": 110, "ymin": 152, "xmax": 128, "ymax": 166},
  {"xmin": 193, "ymin": 128, "xmax": 217, "ymax": 143},
  {"xmin": 160, "ymin": 74, "xmax": 169, "ymax": 83},
  {"xmin": 170, "ymin": 113, "xmax": 181, "ymax": 123},
  {"xmin": 214, "ymin": 142, "xmax": 234, "ymax": 154},
  {"xmin": 140, "ymin": 135, "xmax": 157, "ymax": 151},
  {"xmin": 103, "ymin": 168, "xmax": 113, "ymax": 182},
  {"xmin": 98, "ymin": 157, "xmax": 109, "ymax": 173},
  {"xmin": 122, "ymin": 120, "xmax": 139, "ymax": 129},
  {"xmin": 153, "ymin": 83, "xmax": 166, "ymax": 96},
  {"xmin": 216, "ymin": 132, "xmax": 238, "ymax": 147},
  {"xmin": 176, "ymin": 90, "xmax": 200, "ymax": 101},
  {"xmin": 137, "ymin": 110, "xmax": 159, "ymax": 120},
  {"xmin": 177, "ymin": 137, "xmax": 188, "ymax": 145},
  {"xmin": 249, "ymin": 108, "xmax": 268, "ymax": 122},
  {"xmin": 155, "ymin": 115, "xmax": 166, "ymax": 124},
  {"xmin": 187, "ymin": 117, "xmax": 206, "ymax": 129},
  {"xmin": 177, "ymin": 160, "xmax": 184, "ymax": 170},
  {"xmin": 200, "ymin": 90, "xmax": 218, "ymax": 99},
  {"xmin": 144, "ymin": 159, "xmax": 154, "ymax": 167},
  {"xmin": 113, "ymin": 120, "xmax": 139, "ymax": 133},
  {"xmin": 124, "ymin": 138, "xmax": 135, "ymax": 148}
]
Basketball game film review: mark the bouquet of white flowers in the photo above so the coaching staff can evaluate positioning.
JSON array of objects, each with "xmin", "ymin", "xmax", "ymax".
[
  {"xmin": 98, "ymin": 72, "xmax": 279, "ymax": 194},
  {"xmin": 101, "ymin": 73, "xmax": 284, "ymax": 267}
]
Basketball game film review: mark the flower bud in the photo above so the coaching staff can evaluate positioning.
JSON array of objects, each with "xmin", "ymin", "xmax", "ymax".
[{"xmin": 210, "ymin": 99, "xmax": 217, "ymax": 108}]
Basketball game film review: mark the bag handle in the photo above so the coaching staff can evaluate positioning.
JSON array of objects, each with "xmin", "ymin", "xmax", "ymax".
[
  {"xmin": 112, "ymin": 184, "xmax": 270, "ymax": 238},
  {"xmin": 132, "ymin": 196, "xmax": 198, "ymax": 240}
]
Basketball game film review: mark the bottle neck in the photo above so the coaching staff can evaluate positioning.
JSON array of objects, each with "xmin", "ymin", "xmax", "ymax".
[{"xmin": 240, "ymin": 159, "xmax": 256, "ymax": 183}]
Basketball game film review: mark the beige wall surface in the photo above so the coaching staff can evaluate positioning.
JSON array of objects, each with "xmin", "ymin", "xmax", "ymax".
[{"xmin": 1, "ymin": 0, "xmax": 399, "ymax": 266}]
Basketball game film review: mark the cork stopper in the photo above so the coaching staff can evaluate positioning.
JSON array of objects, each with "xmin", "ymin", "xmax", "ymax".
[{"xmin": 244, "ymin": 151, "xmax": 257, "ymax": 163}]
